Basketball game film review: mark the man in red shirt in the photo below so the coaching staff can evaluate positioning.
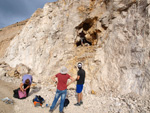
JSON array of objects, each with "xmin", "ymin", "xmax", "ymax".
[{"xmin": 49, "ymin": 67, "xmax": 75, "ymax": 113}]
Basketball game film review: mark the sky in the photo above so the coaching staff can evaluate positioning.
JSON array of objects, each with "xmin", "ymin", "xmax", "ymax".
[{"xmin": 0, "ymin": 0, "xmax": 57, "ymax": 28}]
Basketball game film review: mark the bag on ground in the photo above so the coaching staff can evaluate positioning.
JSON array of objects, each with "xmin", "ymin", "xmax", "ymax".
[
  {"xmin": 33, "ymin": 95, "xmax": 45, "ymax": 107},
  {"xmin": 64, "ymin": 98, "xmax": 69, "ymax": 107},
  {"xmin": 13, "ymin": 88, "xmax": 19, "ymax": 98},
  {"xmin": 13, "ymin": 88, "xmax": 27, "ymax": 99},
  {"xmin": 18, "ymin": 90, "xmax": 27, "ymax": 99}
]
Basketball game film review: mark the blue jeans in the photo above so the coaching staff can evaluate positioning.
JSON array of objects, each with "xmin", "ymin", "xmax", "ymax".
[{"xmin": 50, "ymin": 89, "xmax": 67, "ymax": 112}]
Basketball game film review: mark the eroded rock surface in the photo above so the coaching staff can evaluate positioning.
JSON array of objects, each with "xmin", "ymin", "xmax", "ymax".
[{"xmin": 0, "ymin": 0, "xmax": 149, "ymax": 102}]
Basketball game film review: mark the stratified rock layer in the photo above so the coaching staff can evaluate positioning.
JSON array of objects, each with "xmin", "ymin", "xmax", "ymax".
[{"xmin": 1, "ymin": 0, "xmax": 150, "ymax": 96}]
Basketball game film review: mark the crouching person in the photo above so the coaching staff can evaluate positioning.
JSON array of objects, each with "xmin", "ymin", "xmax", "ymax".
[
  {"xmin": 49, "ymin": 67, "xmax": 75, "ymax": 113},
  {"xmin": 13, "ymin": 74, "xmax": 33, "ymax": 99},
  {"xmin": 20, "ymin": 74, "xmax": 33, "ymax": 96}
]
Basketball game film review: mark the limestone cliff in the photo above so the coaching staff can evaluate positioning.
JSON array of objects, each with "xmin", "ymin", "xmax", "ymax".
[
  {"xmin": 0, "ymin": 19, "xmax": 28, "ymax": 58},
  {"xmin": 1, "ymin": 0, "xmax": 150, "ymax": 96}
]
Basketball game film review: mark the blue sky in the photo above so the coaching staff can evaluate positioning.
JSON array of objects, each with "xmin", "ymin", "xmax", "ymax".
[{"xmin": 0, "ymin": 0, "xmax": 57, "ymax": 28}]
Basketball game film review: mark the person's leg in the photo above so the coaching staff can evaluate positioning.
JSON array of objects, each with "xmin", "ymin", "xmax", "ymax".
[
  {"xmin": 75, "ymin": 85, "xmax": 81, "ymax": 106},
  {"xmin": 75, "ymin": 84, "xmax": 84, "ymax": 106},
  {"xmin": 24, "ymin": 84, "xmax": 30, "ymax": 96},
  {"xmin": 80, "ymin": 92, "xmax": 83, "ymax": 104},
  {"xmin": 79, "ymin": 85, "xmax": 83, "ymax": 102},
  {"xmin": 59, "ymin": 89, "xmax": 67, "ymax": 112},
  {"xmin": 81, "ymin": 38, "xmax": 83, "ymax": 46},
  {"xmin": 50, "ymin": 90, "xmax": 61, "ymax": 110},
  {"xmin": 80, "ymin": 92, "xmax": 82, "ymax": 101},
  {"xmin": 77, "ymin": 93, "xmax": 81, "ymax": 103},
  {"xmin": 74, "ymin": 93, "xmax": 80, "ymax": 106}
]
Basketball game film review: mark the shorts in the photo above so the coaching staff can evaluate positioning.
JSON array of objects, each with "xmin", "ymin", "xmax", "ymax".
[{"xmin": 76, "ymin": 84, "xmax": 83, "ymax": 93}]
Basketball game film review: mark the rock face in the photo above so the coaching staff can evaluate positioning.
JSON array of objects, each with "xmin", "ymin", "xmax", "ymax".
[
  {"xmin": 0, "ymin": 19, "xmax": 28, "ymax": 58},
  {"xmin": 1, "ymin": 0, "xmax": 150, "ymax": 96},
  {"xmin": 0, "ymin": 62, "xmax": 33, "ymax": 78}
]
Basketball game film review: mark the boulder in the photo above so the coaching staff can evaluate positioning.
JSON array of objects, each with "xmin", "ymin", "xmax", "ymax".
[{"xmin": 0, "ymin": 68, "xmax": 7, "ymax": 77}]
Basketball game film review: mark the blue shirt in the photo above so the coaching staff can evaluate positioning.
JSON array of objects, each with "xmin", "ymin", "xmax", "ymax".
[{"xmin": 22, "ymin": 74, "xmax": 32, "ymax": 85}]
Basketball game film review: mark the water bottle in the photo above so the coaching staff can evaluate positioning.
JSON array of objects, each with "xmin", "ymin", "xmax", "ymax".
[{"xmin": 46, "ymin": 104, "xmax": 49, "ymax": 107}]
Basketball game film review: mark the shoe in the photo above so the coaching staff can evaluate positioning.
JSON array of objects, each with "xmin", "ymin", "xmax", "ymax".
[
  {"xmin": 80, "ymin": 101, "xmax": 83, "ymax": 104},
  {"xmin": 59, "ymin": 111, "xmax": 64, "ymax": 113},
  {"xmin": 49, "ymin": 109, "xmax": 53, "ymax": 113},
  {"xmin": 74, "ymin": 103, "xmax": 80, "ymax": 106}
]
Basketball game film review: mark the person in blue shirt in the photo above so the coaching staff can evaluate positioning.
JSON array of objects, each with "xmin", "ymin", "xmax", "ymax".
[{"xmin": 20, "ymin": 74, "xmax": 33, "ymax": 96}]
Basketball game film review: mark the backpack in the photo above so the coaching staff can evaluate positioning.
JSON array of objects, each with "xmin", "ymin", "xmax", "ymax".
[
  {"xmin": 64, "ymin": 98, "xmax": 69, "ymax": 107},
  {"xmin": 18, "ymin": 90, "xmax": 27, "ymax": 99},
  {"xmin": 33, "ymin": 95, "xmax": 45, "ymax": 107},
  {"xmin": 13, "ymin": 88, "xmax": 26, "ymax": 99}
]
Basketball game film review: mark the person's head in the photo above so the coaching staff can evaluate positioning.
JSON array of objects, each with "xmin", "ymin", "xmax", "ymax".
[
  {"xmin": 77, "ymin": 62, "xmax": 82, "ymax": 69},
  {"xmin": 60, "ymin": 66, "xmax": 68, "ymax": 74},
  {"xmin": 25, "ymin": 79, "xmax": 30, "ymax": 85}
]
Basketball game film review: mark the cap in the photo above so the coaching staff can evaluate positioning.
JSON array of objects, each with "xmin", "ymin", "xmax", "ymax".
[{"xmin": 78, "ymin": 63, "xmax": 82, "ymax": 68}]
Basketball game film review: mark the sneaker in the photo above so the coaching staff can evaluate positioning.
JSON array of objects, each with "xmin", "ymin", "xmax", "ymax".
[
  {"xmin": 80, "ymin": 101, "xmax": 83, "ymax": 104},
  {"xmin": 59, "ymin": 111, "xmax": 64, "ymax": 113},
  {"xmin": 74, "ymin": 103, "xmax": 80, "ymax": 106},
  {"xmin": 49, "ymin": 109, "xmax": 53, "ymax": 113}
]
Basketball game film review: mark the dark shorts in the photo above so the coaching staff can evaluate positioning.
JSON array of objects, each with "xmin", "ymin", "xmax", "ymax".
[{"xmin": 76, "ymin": 84, "xmax": 83, "ymax": 93}]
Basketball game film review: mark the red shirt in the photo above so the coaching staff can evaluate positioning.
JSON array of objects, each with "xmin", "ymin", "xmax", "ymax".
[{"xmin": 56, "ymin": 73, "xmax": 70, "ymax": 90}]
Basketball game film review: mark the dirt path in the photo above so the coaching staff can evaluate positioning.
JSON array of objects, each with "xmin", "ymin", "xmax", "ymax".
[{"xmin": 0, "ymin": 80, "xmax": 17, "ymax": 113}]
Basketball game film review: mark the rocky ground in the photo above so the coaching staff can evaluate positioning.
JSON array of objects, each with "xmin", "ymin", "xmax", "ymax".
[
  {"xmin": 0, "ymin": 76, "xmax": 150, "ymax": 113},
  {"xmin": 0, "ymin": 80, "xmax": 16, "ymax": 113}
]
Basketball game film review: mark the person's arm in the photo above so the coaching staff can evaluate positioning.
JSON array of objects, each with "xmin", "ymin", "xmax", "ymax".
[
  {"xmin": 67, "ymin": 76, "xmax": 75, "ymax": 86},
  {"xmin": 20, "ymin": 83, "xmax": 24, "ymax": 92},
  {"xmin": 76, "ymin": 75, "xmax": 80, "ymax": 81},
  {"xmin": 51, "ymin": 75, "xmax": 57, "ymax": 83}
]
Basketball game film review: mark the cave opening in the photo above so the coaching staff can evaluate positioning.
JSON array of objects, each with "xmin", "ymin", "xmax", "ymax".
[
  {"xmin": 83, "ymin": 22, "xmax": 92, "ymax": 31},
  {"xmin": 75, "ymin": 17, "xmax": 98, "ymax": 47},
  {"xmin": 76, "ymin": 31, "xmax": 92, "ymax": 46}
]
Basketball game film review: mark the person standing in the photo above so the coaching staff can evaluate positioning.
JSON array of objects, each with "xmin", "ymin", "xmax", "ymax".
[
  {"xmin": 79, "ymin": 31, "xmax": 86, "ymax": 46},
  {"xmin": 74, "ymin": 62, "xmax": 85, "ymax": 106},
  {"xmin": 49, "ymin": 66, "xmax": 75, "ymax": 113}
]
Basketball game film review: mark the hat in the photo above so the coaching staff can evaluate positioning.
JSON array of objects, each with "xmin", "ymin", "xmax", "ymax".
[
  {"xmin": 60, "ymin": 67, "xmax": 68, "ymax": 74},
  {"xmin": 78, "ymin": 63, "xmax": 82, "ymax": 68}
]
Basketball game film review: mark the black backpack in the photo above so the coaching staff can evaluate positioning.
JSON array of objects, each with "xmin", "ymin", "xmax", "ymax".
[
  {"xmin": 64, "ymin": 98, "xmax": 69, "ymax": 107},
  {"xmin": 13, "ymin": 88, "xmax": 26, "ymax": 99},
  {"xmin": 33, "ymin": 95, "xmax": 45, "ymax": 104}
]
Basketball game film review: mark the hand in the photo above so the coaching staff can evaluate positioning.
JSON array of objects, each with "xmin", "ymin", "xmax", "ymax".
[{"xmin": 21, "ymin": 89, "xmax": 24, "ymax": 92}]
